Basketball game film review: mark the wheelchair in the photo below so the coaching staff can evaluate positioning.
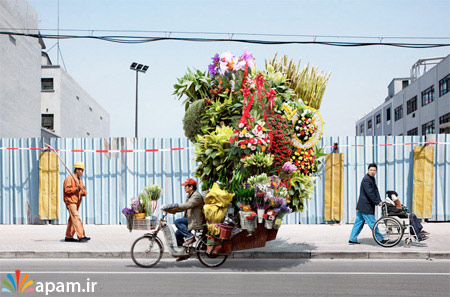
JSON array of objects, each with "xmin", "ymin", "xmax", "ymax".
[{"xmin": 372, "ymin": 202, "xmax": 419, "ymax": 248}]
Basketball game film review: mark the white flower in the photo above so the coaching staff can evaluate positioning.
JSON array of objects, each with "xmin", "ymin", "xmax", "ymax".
[{"xmin": 239, "ymin": 133, "xmax": 244, "ymax": 137}]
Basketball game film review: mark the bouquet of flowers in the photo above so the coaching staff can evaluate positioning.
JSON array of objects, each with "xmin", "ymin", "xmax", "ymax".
[
  {"xmin": 121, "ymin": 207, "xmax": 135, "ymax": 232},
  {"xmin": 230, "ymin": 113, "xmax": 270, "ymax": 154},
  {"xmin": 293, "ymin": 108, "xmax": 317, "ymax": 144}
]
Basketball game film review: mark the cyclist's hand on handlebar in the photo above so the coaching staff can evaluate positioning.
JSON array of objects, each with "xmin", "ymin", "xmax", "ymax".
[
  {"xmin": 379, "ymin": 202, "xmax": 383, "ymax": 206},
  {"xmin": 161, "ymin": 203, "xmax": 179, "ymax": 211}
]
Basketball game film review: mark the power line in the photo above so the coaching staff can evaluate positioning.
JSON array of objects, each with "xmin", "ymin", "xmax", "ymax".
[
  {"xmin": 1, "ymin": 28, "xmax": 449, "ymax": 40},
  {"xmin": 1, "ymin": 31, "xmax": 449, "ymax": 48}
]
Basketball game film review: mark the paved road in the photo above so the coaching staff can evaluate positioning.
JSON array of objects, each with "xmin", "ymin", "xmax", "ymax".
[{"xmin": 1, "ymin": 259, "xmax": 449, "ymax": 297}]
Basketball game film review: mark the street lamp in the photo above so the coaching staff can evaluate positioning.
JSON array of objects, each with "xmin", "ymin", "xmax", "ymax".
[{"xmin": 130, "ymin": 62, "xmax": 149, "ymax": 138}]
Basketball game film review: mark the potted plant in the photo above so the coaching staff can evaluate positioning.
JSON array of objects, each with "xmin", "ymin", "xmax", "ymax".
[{"xmin": 121, "ymin": 207, "xmax": 135, "ymax": 232}]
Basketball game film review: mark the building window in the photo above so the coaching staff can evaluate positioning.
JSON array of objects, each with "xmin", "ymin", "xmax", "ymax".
[
  {"xmin": 422, "ymin": 120, "xmax": 435, "ymax": 135},
  {"xmin": 394, "ymin": 105, "xmax": 403, "ymax": 121},
  {"xmin": 376, "ymin": 114, "xmax": 381, "ymax": 126},
  {"xmin": 440, "ymin": 112, "xmax": 450, "ymax": 125},
  {"xmin": 407, "ymin": 127, "xmax": 418, "ymax": 136},
  {"xmin": 407, "ymin": 96, "xmax": 417, "ymax": 115},
  {"xmin": 421, "ymin": 85, "xmax": 434, "ymax": 106},
  {"xmin": 41, "ymin": 78, "xmax": 54, "ymax": 91},
  {"xmin": 402, "ymin": 80, "xmax": 409, "ymax": 89},
  {"xmin": 386, "ymin": 108, "xmax": 391, "ymax": 122},
  {"xmin": 367, "ymin": 120, "xmax": 372, "ymax": 130},
  {"xmin": 439, "ymin": 112, "xmax": 450, "ymax": 133},
  {"xmin": 360, "ymin": 124, "xmax": 364, "ymax": 134},
  {"xmin": 41, "ymin": 114, "xmax": 54, "ymax": 130},
  {"xmin": 439, "ymin": 74, "xmax": 449, "ymax": 97}
]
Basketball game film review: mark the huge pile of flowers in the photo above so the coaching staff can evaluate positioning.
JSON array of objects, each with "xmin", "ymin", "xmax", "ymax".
[{"xmin": 174, "ymin": 50, "xmax": 329, "ymax": 231}]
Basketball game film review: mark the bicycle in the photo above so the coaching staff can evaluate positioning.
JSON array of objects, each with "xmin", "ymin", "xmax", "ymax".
[{"xmin": 130, "ymin": 211, "xmax": 229, "ymax": 268}]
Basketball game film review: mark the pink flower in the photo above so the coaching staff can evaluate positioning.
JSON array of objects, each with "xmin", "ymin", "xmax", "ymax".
[
  {"xmin": 251, "ymin": 146, "xmax": 256, "ymax": 151},
  {"xmin": 239, "ymin": 133, "xmax": 244, "ymax": 137},
  {"xmin": 245, "ymin": 133, "xmax": 251, "ymax": 138},
  {"xmin": 238, "ymin": 123, "xmax": 244, "ymax": 128}
]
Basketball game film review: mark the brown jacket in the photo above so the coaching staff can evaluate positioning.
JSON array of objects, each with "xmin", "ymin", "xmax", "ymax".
[
  {"xmin": 63, "ymin": 175, "xmax": 87, "ymax": 204},
  {"xmin": 177, "ymin": 191, "xmax": 205, "ymax": 231}
]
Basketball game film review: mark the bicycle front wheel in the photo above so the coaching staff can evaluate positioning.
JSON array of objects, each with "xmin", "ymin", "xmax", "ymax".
[
  {"xmin": 131, "ymin": 235, "xmax": 163, "ymax": 268},
  {"xmin": 196, "ymin": 236, "xmax": 228, "ymax": 268},
  {"xmin": 373, "ymin": 217, "xmax": 404, "ymax": 247}
]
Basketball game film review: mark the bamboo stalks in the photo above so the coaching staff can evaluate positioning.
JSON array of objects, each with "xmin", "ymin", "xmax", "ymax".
[{"xmin": 265, "ymin": 53, "xmax": 331, "ymax": 110}]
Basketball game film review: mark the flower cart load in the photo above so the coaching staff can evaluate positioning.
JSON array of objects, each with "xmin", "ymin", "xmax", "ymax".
[{"xmin": 173, "ymin": 50, "xmax": 330, "ymax": 253}]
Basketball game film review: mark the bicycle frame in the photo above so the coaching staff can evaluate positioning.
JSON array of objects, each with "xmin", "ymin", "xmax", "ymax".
[{"xmin": 149, "ymin": 212, "xmax": 196, "ymax": 257}]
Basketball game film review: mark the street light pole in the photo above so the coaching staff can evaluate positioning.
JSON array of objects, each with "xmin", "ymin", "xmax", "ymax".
[
  {"xmin": 130, "ymin": 62, "xmax": 149, "ymax": 138},
  {"xmin": 135, "ymin": 70, "xmax": 138, "ymax": 138}
]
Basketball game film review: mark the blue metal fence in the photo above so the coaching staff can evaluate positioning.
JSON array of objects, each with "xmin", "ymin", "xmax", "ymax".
[{"xmin": 0, "ymin": 135, "xmax": 449, "ymax": 225}]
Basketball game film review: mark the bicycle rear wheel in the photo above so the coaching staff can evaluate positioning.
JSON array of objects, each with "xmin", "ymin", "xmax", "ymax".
[
  {"xmin": 131, "ymin": 235, "xmax": 163, "ymax": 268},
  {"xmin": 196, "ymin": 236, "xmax": 228, "ymax": 268},
  {"xmin": 373, "ymin": 217, "xmax": 404, "ymax": 247}
]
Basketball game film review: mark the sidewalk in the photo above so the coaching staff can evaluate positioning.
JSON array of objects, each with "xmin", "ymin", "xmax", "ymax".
[{"xmin": 0, "ymin": 223, "xmax": 449, "ymax": 259}]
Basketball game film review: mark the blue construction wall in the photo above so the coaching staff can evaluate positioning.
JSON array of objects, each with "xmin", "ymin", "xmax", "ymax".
[{"xmin": 0, "ymin": 135, "xmax": 449, "ymax": 225}]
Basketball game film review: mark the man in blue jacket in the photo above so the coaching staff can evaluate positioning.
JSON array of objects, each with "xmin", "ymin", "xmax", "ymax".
[{"xmin": 349, "ymin": 163, "xmax": 386, "ymax": 244}]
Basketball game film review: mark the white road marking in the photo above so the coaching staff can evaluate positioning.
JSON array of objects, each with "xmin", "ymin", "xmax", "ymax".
[{"xmin": 10, "ymin": 271, "xmax": 450, "ymax": 276}]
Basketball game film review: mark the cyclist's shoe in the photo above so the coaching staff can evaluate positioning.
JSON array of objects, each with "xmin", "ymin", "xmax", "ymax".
[
  {"xmin": 65, "ymin": 237, "xmax": 78, "ymax": 242},
  {"xmin": 175, "ymin": 256, "xmax": 190, "ymax": 262},
  {"xmin": 183, "ymin": 237, "xmax": 196, "ymax": 247}
]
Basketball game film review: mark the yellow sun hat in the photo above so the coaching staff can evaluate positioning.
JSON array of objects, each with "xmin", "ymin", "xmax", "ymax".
[{"xmin": 73, "ymin": 161, "xmax": 85, "ymax": 170}]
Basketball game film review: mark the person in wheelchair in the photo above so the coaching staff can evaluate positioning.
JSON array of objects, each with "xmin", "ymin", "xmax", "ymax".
[{"xmin": 385, "ymin": 190, "xmax": 429, "ymax": 241}]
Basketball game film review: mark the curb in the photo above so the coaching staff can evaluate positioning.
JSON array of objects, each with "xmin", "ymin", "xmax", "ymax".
[{"xmin": 1, "ymin": 251, "xmax": 448, "ymax": 260}]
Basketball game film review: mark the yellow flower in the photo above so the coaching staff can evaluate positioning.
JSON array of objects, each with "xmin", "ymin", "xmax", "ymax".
[
  {"xmin": 242, "ymin": 129, "xmax": 248, "ymax": 134},
  {"xmin": 261, "ymin": 146, "xmax": 266, "ymax": 152},
  {"xmin": 240, "ymin": 144, "xmax": 246, "ymax": 149}
]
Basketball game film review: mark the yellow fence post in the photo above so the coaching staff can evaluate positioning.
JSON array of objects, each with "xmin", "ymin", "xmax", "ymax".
[
  {"xmin": 413, "ymin": 146, "xmax": 434, "ymax": 219},
  {"xmin": 324, "ymin": 153, "xmax": 344, "ymax": 221},
  {"xmin": 39, "ymin": 152, "xmax": 59, "ymax": 221}
]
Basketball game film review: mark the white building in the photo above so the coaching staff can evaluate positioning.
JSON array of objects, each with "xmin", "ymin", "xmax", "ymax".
[
  {"xmin": 356, "ymin": 55, "xmax": 450, "ymax": 136},
  {"xmin": 0, "ymin": 0, "xmax": 110, "ymax": 139},
  {"xmin": 0, "ymin": 0, "xmax": 42, "ymax": 138},
  {"xmin": 41, "ymin": 56, "xmax": 110, "ymax": 138}
]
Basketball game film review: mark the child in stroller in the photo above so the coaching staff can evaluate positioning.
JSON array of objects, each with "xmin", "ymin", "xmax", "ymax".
[{"xmin": 385, "ymin": 191, "xmax": 429, "ymax": 242}]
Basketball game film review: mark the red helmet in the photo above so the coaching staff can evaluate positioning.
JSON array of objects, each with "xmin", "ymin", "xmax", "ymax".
[{"xmin": 181, "ymin": 178, "xmax": 197, "ymax": 186}]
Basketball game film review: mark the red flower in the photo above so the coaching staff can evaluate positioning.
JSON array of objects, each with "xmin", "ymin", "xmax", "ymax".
[
  {"xmin": 246, "ymin": 124, "xmax": 252, "ymax": 130},
  {"xmin": 257, "ymin": 126, "xmax": 262, "ymax": 131},
  {"xmin": 244, "ymin": 139, "xmax": 249, "ymax": 144},
  {"xmin": 250, "ymin": 117, "xmax": 255, "ymax": 121}
]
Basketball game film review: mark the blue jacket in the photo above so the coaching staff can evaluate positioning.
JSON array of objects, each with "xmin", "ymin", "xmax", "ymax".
[{"xmin": 356, "ymin": 174, "xmax": 382, "ymax": 215}]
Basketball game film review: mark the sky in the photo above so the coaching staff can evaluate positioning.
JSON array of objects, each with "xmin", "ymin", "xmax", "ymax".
[{"xmin": 27, "ymin": 0, "xmax": 450, "ymax": 138}]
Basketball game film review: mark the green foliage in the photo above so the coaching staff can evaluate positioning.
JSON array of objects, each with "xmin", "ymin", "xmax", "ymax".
[
  {"xmin": 288, "ymin": 172, "xmax": 316, "ymax": 212},
  {"xmin": 194, "ymin": 126, "xmax": 238, "ymax": 189},
  {"xmin": 233, "ymin": 185, "xmax": 255, "ymax": 206},
  {"xmin": 247, "ymin": 173, "xmax": 271, "ymax": 187},
  {"xmin": 200, "ymin": 97, "xmax": 237, "ymax": 135},
  {"xmin": 183, "ymin": 100, "xmax": 206, "ymax": 142},
  {"xmin": 144, "ymin": 184, "xmax": 163, "ymax": 201},
  {"xmin": 241, "ymin": 152, "xmax": 274, "ymax": 176},
  {"xmin": 173, "ymin": 68, "xmax": 212, "ymax": 111}
]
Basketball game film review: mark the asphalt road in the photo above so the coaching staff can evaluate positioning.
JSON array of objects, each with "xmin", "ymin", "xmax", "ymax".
[{"xmin": 1, "ymin": 259, "xmax": 449, "ymax": 297}]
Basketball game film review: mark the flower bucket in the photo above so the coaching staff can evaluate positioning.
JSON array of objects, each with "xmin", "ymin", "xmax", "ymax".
[
  {"xmin": 257, "ymin": 209, "xmax": 265, "ymax": 223},
  {"xmin": 125, "ymin": 215, "xmax": 133, "ymax": 232},
  {"xmin": 134, "ymin": 213, "xmax": 145, "ymax": 219},
  {"xmin": 240, "ymin": 211, "xmax": 257, "ymax": 233},
  {"xmin": 219, "ymin": 225, "xmax": 234, "ymax": 240},
  {"xmin": 264, "ymin": 219, "xmax": 274, "ymax": 229},
  {"xmin": 273, "ymin": 218, "xmax": 283, "ymax": 229}
]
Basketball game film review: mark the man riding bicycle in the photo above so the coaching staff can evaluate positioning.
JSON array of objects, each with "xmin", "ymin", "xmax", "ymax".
[{"xmin": 161, "ymin": 178, "xmax": 205, "ymax": 260}]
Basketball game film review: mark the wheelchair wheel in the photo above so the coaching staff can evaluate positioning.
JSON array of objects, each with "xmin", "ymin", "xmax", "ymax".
[
  {"xmin": 373, "ymin": 217, "xmax": 404, "ymax": 247},
  {"xmin": 404, "ymin": 237, "xmax": 412, "ymax": 248}
]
